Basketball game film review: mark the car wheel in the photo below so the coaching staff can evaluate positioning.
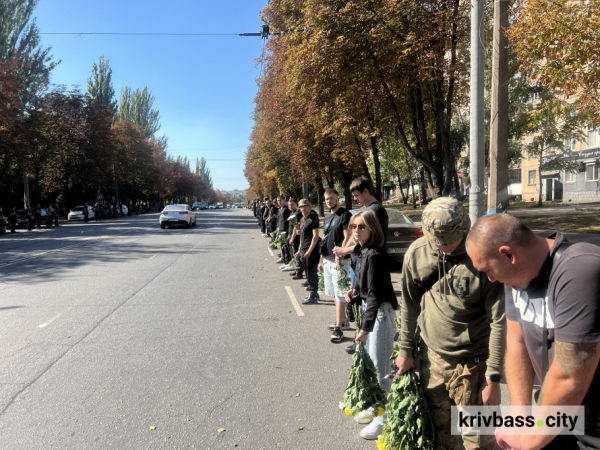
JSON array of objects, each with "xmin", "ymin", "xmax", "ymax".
[
  {"xmin": 187, "ymin": 220, "xmax": 192, "ymax": 229},
  {"xmin": 160, "ymin": 224, "xmax": 165, "ymax": 229},
  {"xmin": 192, "ymin": 219, "xmax": 196, "ymax": 227}
]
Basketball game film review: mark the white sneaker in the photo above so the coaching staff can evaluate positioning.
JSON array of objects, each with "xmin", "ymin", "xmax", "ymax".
[
  {"xmin": 279, "ymin": 264, "xmax": 288, "ymax": 269},
  {"xmin": 360, "ymin": 420, "xmax": 383, "ymax": 440},
  {"xmin": 355, "ymin": 407, "xmax": 375, "ymax": 424},
  {"xmin": 281, "ymin": 265, "xmax": 294, "ymax": 272}
]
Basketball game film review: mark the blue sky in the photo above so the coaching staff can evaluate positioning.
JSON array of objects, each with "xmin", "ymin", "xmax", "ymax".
[{"xmin": 34, "ymin": 0, "xmax": 267, "ymax": 191}]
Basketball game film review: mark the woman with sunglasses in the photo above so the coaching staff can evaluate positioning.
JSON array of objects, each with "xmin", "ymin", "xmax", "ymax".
[{"xmin": 346, "ymin": 210, "xmax": 398, "ymax": 440}]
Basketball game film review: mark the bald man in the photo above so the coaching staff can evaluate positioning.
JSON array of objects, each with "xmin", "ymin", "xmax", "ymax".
[{"xmin": 467, "ymin": 214, "xmax": 600, "ymax": 449}]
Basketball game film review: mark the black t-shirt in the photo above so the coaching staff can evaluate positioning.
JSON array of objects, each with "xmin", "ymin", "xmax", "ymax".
[
  {"xmin": 289, "ymin": 210, "xmax": 303, "ymax": 247},
  {"xmin": 268, "ymin": 205, "xmax": 278, "ymax": 224},
  {"xmin": 323, "ymin": 207, "xmax": 352, "ymax": 261},
  {"xmin": 300, "ymin": 210, "xmax": 320, "ymax": 253},
  {"xmin": 277, "ymin": 205, "xmax": 291, "ymax": 233},
  {"xmin": 359, "ymin": 201, "xmax": 388, "ymax": 250},
  {"xmin": 505, "ymin": 232, "xmax": 600, "ymax": 442}
]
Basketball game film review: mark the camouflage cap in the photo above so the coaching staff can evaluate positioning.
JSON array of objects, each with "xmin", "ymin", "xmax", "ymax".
[
  {"xmin": 421, "ymin": 197, "xmax": 470, "ymax": 246},
  {"xmin": 298, "ymin": 199, "xmax": 312, "ymax": 207}
]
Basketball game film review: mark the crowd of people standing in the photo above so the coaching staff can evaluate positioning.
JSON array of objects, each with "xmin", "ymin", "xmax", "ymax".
[{"xmin": 250, "ymin": 175, "xmax": 600, "ymax": 448}]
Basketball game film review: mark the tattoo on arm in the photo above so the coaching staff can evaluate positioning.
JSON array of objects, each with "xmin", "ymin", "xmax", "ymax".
[{"xmin": 555, "ymin": 341, "xmax": 598, "ymax": 375}]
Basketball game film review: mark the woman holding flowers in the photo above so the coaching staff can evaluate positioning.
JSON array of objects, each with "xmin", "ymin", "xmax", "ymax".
[{"xmin": 346, "ymin": 210, "xmax": 398, "ymax": 440}]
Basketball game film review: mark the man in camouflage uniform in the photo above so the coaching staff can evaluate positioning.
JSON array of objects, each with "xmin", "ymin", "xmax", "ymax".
[{"xmin": 395, "ymin": 197, "xmax": 505, "ymax": 450}]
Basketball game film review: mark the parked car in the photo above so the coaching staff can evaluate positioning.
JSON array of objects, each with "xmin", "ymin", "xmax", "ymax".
[
  {"xmin": 192, "ymin": 202, "xmax": 206, "ymax": 211},
  {"xmin": 68, "ymin": 206, "xmax": 95, "ymax": 221},
  {"xmin": 208, "ymin": 204, "xmax": 216, "ymax": 209},
  {"xmin": 159, "ymin": 204, "xmax": 197, "ymax": 229},
  {"xmin": 15, "ymin": 210, "xmax": 29, "ymax": 229},
  {"xmin": 350, "ymin": 208, "xmax": 423, "ymax": 271}
]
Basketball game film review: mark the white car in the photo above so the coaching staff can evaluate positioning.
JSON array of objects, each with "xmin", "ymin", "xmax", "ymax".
[
  {"xmin": 68, "ymin": 206, "xmax": 95, "ymax": 221},
  {"xmin": 159, "ymin": 204, "xmax": 197, "ymax": 229}
]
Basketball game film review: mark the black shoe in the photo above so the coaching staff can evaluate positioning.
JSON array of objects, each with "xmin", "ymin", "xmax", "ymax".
[
  {"xmin": 301, "ymin": 281, "xmax": 309, "ymax": 287},
  {"xmin": 345, "ymin": 342, "xmax": 357, "ymax": 355},
  {"xmin": 330, "ymin": 327, "xmax": 343, "ymax": 343}
]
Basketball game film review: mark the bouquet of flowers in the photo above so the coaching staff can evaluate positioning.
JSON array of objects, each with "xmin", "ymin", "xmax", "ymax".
[
  {"xmin": 337, "ymin": 266, "xmax": 350, "ymax": 292},
  {"xmin": 342, "ymin": 305, "xmax": 386, "ymax": 418},
  {"xmin": 376, "ymin": 329, "xmax": 437, "ymax": 450},
  {"xmin": 288, "ymin": 215, "xmax": 299, "ymax": 230},
  {"xmin": 318, "ymin": 271, "xmax": 325, "ymax": 293}
]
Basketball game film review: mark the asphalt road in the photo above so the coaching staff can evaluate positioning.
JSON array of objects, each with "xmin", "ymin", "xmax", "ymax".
[{"xmin": 0, "ymin": 210, "xmax": 375, "ymax": 449}]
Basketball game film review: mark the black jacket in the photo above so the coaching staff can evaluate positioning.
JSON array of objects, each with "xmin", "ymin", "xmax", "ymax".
[{"xmin": 351, "ymin": 243, "xmax": 398, "ymax": 332}]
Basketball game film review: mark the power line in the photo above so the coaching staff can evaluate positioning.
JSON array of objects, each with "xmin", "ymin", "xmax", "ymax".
[{"xmin": 40, "ymin": 32, "xmax": 239, "ymax": 36}]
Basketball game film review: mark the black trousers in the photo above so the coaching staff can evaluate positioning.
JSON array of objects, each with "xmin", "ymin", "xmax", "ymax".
[
  {"xmin": 9, "ymin": 219, "xmax": 16, "ymax": 233},
  {"xmin": 302, "ymin": 249, "xmax": 320, "ymax": 294}
]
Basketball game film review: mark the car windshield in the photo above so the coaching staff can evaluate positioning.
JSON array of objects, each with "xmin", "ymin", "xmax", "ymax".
[
  {"xmin": 72, "ymin": 207, "xmax": 84, "ymax": 212},
  {"xmin": 387, "ymin": 210, "xmax": 413, "ymax": 225}
]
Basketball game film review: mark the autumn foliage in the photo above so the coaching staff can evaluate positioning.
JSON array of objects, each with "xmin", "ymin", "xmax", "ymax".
[{"xmin": 246, "ymin": 0, "xmax": 470, "ymax": 199}]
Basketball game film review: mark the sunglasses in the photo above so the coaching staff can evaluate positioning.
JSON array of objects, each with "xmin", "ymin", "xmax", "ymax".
[{"xmin": 349, "ymin": 224, "xmax": 367, "ymax": 231}]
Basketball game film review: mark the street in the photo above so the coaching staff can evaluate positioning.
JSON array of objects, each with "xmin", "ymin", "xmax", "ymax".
[{"xmin": 0, "ymin": 209, "xmax": 374, "ymax": 449}]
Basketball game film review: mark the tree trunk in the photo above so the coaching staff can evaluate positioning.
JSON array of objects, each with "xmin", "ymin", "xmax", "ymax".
[
  {"xmin": 396, "ymin": 172, "xmax": 407, "ymax": 204},
  {"xmin": 342, "ymin": 170, "xmax": 353, "ymax": 210},
  {"xmin": 538, "ymin": 153, "xmax": 543, "ymax": 207},
  {"xmin": 370, "ymin": 135, "xmax": 382, "ymax": 202},
  {"xmin": 404, "ymin": 151, "xmax": 417, "ymax": 208},
  {"xmin": 315, "ymin": 176, "xmax": 326, "ymax": 217}
]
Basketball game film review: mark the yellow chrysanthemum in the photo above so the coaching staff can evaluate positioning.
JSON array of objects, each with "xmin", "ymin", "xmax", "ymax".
[
  {"xmin": 344, "ymin": 408, "xmax": 353, "ymax": 417},
  {"xmin": 376, "ymin": 407, "xmax": 385, "ymax": 417},
  {"xmin": 376, "ymin": 438, "xmax": 386, "ymax": 450}
]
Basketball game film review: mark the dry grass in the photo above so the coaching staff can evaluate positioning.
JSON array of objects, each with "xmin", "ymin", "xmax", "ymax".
[{"xmin": 521, "ymin": 212, "xmax": 600, "ymax": 233}]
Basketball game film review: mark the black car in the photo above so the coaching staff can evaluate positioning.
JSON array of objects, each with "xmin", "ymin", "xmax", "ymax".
[{"xmin": 15, "ymin": 210, "xmax": 30, "ymax": 229}]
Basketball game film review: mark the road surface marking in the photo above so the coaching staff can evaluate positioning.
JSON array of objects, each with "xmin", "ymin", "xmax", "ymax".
[
  {"xmin": 268, "ymin": 248, "xmax": 275, "ymax": 257},
  {"xmin": 38, "ymin": 313, "xmax": 62, "ymax": 329},
  {"xmin": 149, "ymin": 254, "xmax": 158, "ymax": 260},
  {"xmin": 183, "ymin": 235, "xmax": 188, "ymax": 239},
  {"xmin": 285, "ymin": 286, "xmax": 305, "ymax": 317}
]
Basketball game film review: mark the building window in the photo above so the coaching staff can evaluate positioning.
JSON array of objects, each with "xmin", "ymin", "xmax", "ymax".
[
  {"xmin": 586, "ymin": 164, "xmax": 599, "ymax": 181},
  {"xmin": 508, "ymin": 169, "xmax": 522, "ymax": 185},
  {"xmin": 564, "ymin": 138, "xmax": 576, "ymax": 151},
  {"xmin": 528, "ymin": 170, "xmax": 537, "ymax": 185},
  {"xmin": 588, "ymin": 129, "xmax": 600, "ymax": 149},
  {"xmin": 565, "ymin": 171, "xmax": 576, "ymax": 183}
]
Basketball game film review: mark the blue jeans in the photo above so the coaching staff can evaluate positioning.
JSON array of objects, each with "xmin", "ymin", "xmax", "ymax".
[{"xmin": 365, "ymin": 301, "xmax": 396, "ymax": 425}]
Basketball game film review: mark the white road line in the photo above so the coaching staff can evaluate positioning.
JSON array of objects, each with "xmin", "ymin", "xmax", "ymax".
[
  {"xmin": 149, "ymin": 254, "xmax": 158, "ymax": 260},
  {"xmin": 268, "ymin": 248, "xmax": 275, "ymax": 257},
  {"xmin": 285, "ymin": 286, "xmax": 305, "ymax": 317},
  {"xmin": 37, "ymin": 313, "xmax": 62, "ymax": 329},
  {"xmin": 183, "ymin": 235, "xmax": 188, "ymax": 239}
]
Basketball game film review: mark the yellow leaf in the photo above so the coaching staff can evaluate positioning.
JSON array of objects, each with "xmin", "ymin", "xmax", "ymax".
[
  {"xmin": 150, "ymin": 425, "xmax": 156, "ymax": 430},
  {"xmin": 218, "ymin": 428, "xmax": 226, "ymax": 433}
]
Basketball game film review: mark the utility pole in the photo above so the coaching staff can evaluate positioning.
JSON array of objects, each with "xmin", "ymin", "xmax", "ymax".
[
  {"xmin": 487, "ymin": 0, "xmax": 509, "ymax": 214},
  {"xmin": 469, "ymin": 0, "xmax": 485, "ymax": 225}
]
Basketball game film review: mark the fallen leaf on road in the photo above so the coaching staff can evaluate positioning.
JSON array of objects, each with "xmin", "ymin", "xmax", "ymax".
[
  {"xmin": 150, "ymin": 425, "xmax": 156, "ymax": 430},
  {"xmin": 210, "ymin": 274, "xmax": 216, "ymax": 277},
  {"xmin": 275, "ymin": 366, "xmax": 284, "ymax": 369},
  {"xmin": 297, "ymin": 426, "xmax": 305, "ymax": 432},
  {"xmin": 295, "ymin": 393, "xmax": 300, "ymax": 397},
  {"xmin": 218, "ymin": 428, "xmax": 226, "ymax": 433},
  {"xmin": 139, "ymin": 328, "xmax": 144, "ymax": 331}
]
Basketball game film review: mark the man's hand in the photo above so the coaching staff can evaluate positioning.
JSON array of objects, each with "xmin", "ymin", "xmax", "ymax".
[
  {"xmin": 304, "ymin": 250, "xmax": 312, "ymax": 259},
  {"xmin": 395, "ymin": 356, "xmax": 415, "ymax": 375},
  {"xmin": 479, "ymin": 379, "xmax": 501, "ymax": 406},
  {"xmin": 318, "ymin": 264, "xmax": 324, "ymax": 273},
  {"xmin": 344, "ymin": 289, "xmax": 355, "ymax": 303},
  {"xmin": 355, "ymin": 331, "xmax": 368, "ymax": 345},
  {"xmin": 288, "ymin": 238, "xmax": 293, "ymax": 245},
  {"xmin": 294, "ymin": 251, "xmax": 300, "ymax": 258}
]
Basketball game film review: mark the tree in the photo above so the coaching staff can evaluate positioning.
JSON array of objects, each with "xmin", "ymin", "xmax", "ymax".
[
  {"xmin": 115, "ymin": 86, "xmax": 161, "ymax": 138},
  {"xmin": 516, "ymin": 89, "xmax": 589, "ymax": 206},
  {"xmin": 509, "ymin": 0, "xmax": 600, "ymax": 122},
  {"xmin": 0, "ymin": 58, "xmax": 24, "ymax": 186},
  {"xmin": 195, "ymin": 157, "xmax": 213, "ymax": 187},
  {"xmin": 87, "ymin": 56, "xmax": 117, "ymax": 110},
  {"xmin": 0, "ymin": 0, "xmax": 59, "ymax": 106}
]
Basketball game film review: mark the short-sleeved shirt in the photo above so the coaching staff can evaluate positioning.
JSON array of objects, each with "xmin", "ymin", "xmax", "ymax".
[
  {"xmin": 505, "ymin": 232, "xmax": 600, "ymax": 442},
  {"xmin": 323, "ymin": 207, "xmax": 352, "ymax": 261},
  {"xmin": 359, "ymin": 201, "xmax": 388, "ymax": 250},
  {"xmin": 289, "ymin": 210, "xmax": 303, "ymax": 247},
  {"xmin": 300, "ymin": 210, "xmax": 320, "ymax": 253},
  {"xmin": 277, "ymin": 205, "xmax": 291, "ymax": 233}
]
